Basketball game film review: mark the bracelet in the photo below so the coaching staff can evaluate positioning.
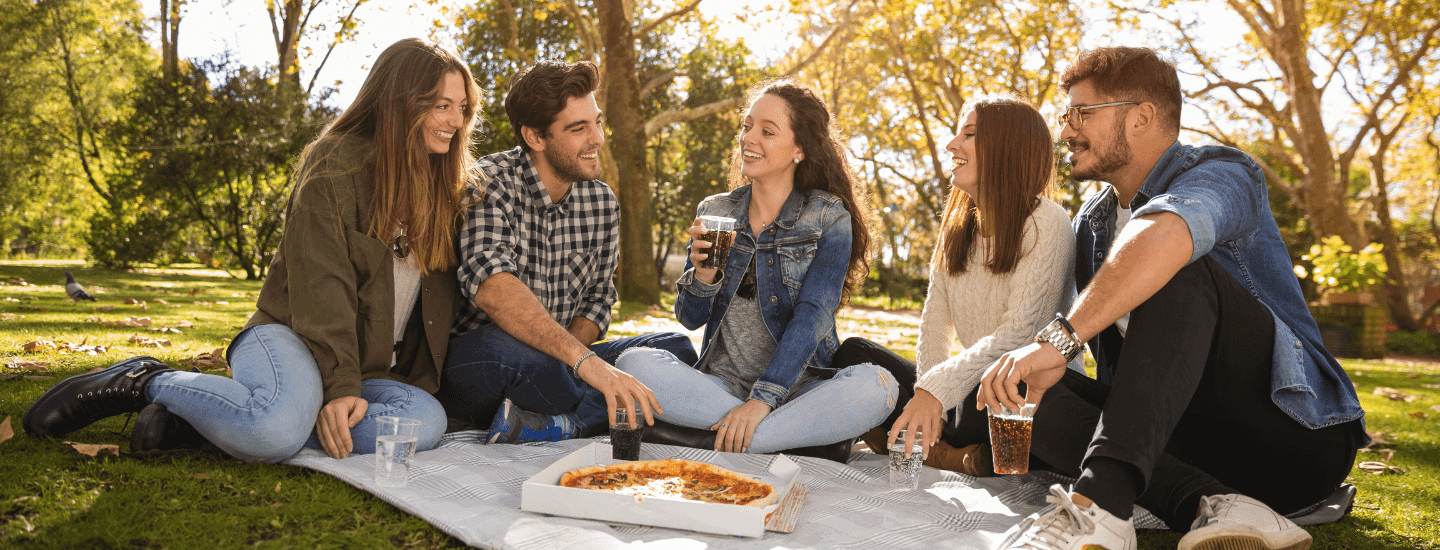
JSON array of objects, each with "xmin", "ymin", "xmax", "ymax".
[
  {"xmin": 571, "ymin": 351, "xmax": 597, "ymax": 374},
  {"xmin": 1053, "ymin": 314, "xmax": 1082, "ymax": 346}
]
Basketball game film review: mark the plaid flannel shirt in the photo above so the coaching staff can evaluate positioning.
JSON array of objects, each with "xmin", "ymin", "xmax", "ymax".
[{"xmin": 452, "ymin": 147, "xmax": 620, "ymax": 338}]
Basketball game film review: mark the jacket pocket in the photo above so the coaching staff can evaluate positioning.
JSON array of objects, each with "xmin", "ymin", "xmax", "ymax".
[{"xmin": 777, "ymin": 237, "xmax": 819, "ymax": 291}]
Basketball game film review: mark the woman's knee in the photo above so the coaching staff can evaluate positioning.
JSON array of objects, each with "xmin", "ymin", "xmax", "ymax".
[
  {"xmin": 614, "ymin": 347, "xmax": 684, "ymax": 378},
  {"xmin": 361, "ymin": 380, "xmax": 447, "ymax": 451},
  {"xmin": 836, "ymin": 363, "xmax": 900, "ymax": 418}
]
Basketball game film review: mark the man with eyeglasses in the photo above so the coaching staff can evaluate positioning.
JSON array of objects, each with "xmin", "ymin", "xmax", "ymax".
[{"xmin": 982, "ymin": 47, "xmax": 1366, "ymax": 550}]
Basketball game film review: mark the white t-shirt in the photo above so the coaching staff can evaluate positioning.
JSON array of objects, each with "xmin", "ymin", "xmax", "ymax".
[
  {"xmin": 1113, "ymin": 204, "xmax": 1133, "ymax": 337},
  {"xmin": 391, "ymin": 254, "xmax": 423, "ymax": 368}
]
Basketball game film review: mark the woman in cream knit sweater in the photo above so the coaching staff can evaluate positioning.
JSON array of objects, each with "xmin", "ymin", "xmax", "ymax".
[{"xmin": 838, "ymin": 96, "xmax": 1078, "ymax": 474}]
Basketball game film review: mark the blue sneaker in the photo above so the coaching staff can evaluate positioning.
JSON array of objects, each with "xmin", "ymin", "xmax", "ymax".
[{"xmin": 485, "ymin": 399, "xmax": 577, "ymax": 444}]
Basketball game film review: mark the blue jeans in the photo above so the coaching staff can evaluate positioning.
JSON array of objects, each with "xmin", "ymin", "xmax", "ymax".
[
  {"xmin": 615, "ymin": 347, "xmax": 897, "ymax": 453},
  {"xmin": 437, "ymin": 324, "xmax": 698, "ymax": 433},
  {"xmin": 146, "ymin": 324, "xmax": 447, "ymax": 463}
]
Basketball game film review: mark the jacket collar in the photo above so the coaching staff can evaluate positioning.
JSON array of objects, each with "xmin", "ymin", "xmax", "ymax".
[
  {"xmin": 728, "ymin": 184, "xmax": 807, "ymax": 232},
  {"xmin": 1130, "ymin": 140, "xmax": 1188, "ymax": 208}
]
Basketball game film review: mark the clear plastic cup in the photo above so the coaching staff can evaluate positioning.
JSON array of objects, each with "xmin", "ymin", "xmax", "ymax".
[
  {"xmin": 375, "ymin": 416, "xmax": 421, "ymax": 488},
  {"xmin": 888, "ymin": 428, "xmax": 925, "ymax": 490},
  {"xmin": 987, "ymin": 403, "xmax": 1037, "ymax": 475},
  {"xmin": 697, "ymin": 216, "xmax": 737, "ymax": 269}
]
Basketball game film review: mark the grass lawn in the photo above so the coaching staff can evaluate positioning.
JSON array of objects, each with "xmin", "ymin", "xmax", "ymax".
[{"xmin": 2, "ymin": 262, "xmax": 1437, "ymax": 549}]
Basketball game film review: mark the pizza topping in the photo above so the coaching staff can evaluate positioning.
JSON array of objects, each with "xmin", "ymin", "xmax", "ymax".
[{"xmin": 559, "ymin": 459, "xmax": 777, "ymax": 507}]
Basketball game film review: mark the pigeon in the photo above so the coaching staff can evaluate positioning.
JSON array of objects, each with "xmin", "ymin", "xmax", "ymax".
[{"xmin": 64, "ymin": 270, "xmax": 97, "ymax": 301}]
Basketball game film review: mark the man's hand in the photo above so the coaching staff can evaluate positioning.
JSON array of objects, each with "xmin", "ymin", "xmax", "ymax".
[
  {"xmin": 316, "ymin": 396, "xmax": 368, "ymax": 459},
  {"xmin": 711, "ymin": 399, "xmax": 773, "ymax": 453},
  {"xmin": 976, "ymin": 342, "xmax": 1066, "ymax": 414},
  {"xmin": 576, "ymin": 355, "xmax": 663, "ymax": 428},
  {"xmin": 888, "ymin": 388, "xmax": 944, "ymax": 458}
]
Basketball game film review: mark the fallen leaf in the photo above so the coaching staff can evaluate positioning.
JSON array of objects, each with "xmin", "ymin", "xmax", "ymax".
[
  {"xmin": 2, "ymin": 297, "xmax": 18, "ymax": 302},
  {"xmin": 1357, "ymin": 461, "xmax": 1405, "ymax": 475},
  {"xmin": 270, "ymin": 503, "xmax": 282, "ymax": 508},
  {"xmin": 1373, "ymin": 387, "xmax": 1420, "ymax": 402},
  {"xmin": 193, "ymin": 301, "xmax": 213, "ymax": 306},
  {"xmin": 153, "ymin": 298, "xmax": 168, "ymax": 304},
  {"xmin": 189, "ymin": 288, "xmax": 201, "ymax": 296},
  {"xmin": 0, "ymin": 313, "xmax": 21, "ymax": 320},
  {"xmin": 148, "ymin": 326, "xmax": 182, "ymax": 334},
  {"xmin": 1430, "ymin": 405, "xmax": 1440, "ymax": 413},
  {"xmin": 0, "ymin": 416, "xmax": 13, "ymax": 445},
  {"xmin": 57, "ymin": 341, "xmax": 107, "ymax": 355},
  {"xmin": 123, "ymin": 298, "xmax": 139, "ymax": 305},
  {"xmin": 1412, "ymin": 411, "xmax": 1431, "ymax": 420},
  {"xmin": 215, "ymin": 301, "xmax": 229, "ymax": 305},
  {"xmin": 64, "ymin": 441, "xmax": 120, "ymax": 457},
  {"xmin": 1361, "ymin": 447, "xmax": 1398, "ymax": 461},
  {"xmin": 83, "ymin": 316, "xmax": 103, "ymax": 323},
  {"xmin": 5, "ymin": 358, "xmax": 50, "ymax": 371},
  {"xmin": 128, "ymin": 334, "xmax": 172, "ymax": 348},
  {"xmin": 103, "ymin": 316, "xmax": 152, "ymax": 328},
  {"xmin": 95, "ymin": 305, "xmax": 117, "ymax": 312},
  {"xmin": 176, "ymin": 320, "xmax": 195, "ymax": 328},
  {"xmin": 22, "ymin": 340, "xmax": 58, "ymax": 352},
  {"xmin": 274, "ymin": 481, "xmax": 282, "ymax": 492},
  {"xmin": 1423, "ymin": 384, "xmax": 1440, "ymax": 389},
  {"xmin": 1406, "ymin": 374, "xmax": 1421, "ymax": 379}
]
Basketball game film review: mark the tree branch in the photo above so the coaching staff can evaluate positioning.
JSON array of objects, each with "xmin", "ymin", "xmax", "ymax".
[
  {"xmin": 640, "ymin": 70, "xmax": 679, "ymax": 100},
  {"xmin": 638, "ymin": 0, "xmax": 702, "ymax": 36},
  {"xmin": 305, "ymin": 0, "xmax": 369, "ymax": 98},
  {"xmin": 644, "ymin": 97, "xmax": 744, "ymax": 137}
]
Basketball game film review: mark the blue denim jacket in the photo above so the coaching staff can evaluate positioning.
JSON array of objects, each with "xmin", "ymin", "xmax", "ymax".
[
  {"xmin": 675, "ymin": 185, "xmax": 852, "ymax": 408},
  {"xmin": 1074, "ymin": 142, "xmax": 1365, "ymax": 430}
]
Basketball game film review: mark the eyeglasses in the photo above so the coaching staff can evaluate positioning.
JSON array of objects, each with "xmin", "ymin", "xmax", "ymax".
[{"xmin": 1057, "ymin": 101, "xmax": 1140, "ymax": 130}]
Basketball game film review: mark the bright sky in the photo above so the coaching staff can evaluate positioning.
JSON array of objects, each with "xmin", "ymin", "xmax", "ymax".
[{"xmin": 142, "ymin": 0, "xmax": 788, "ymax": 108}]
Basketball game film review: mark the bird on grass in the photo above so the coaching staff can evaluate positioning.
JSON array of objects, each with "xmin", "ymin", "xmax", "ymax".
[{"xmin": 64, "ymin": 270, "xmax": 97, "ymax": 301}]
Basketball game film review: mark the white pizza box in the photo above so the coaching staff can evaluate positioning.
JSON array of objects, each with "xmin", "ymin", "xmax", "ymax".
[{"xmin": 521, "ymin": 442, "xmax": 801, "ymax": 538}]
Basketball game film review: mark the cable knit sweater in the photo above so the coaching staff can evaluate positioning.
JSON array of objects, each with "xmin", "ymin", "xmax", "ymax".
[{"xmin": 913, "ymin": 198, "xmax": 1077, "ymax": 410}]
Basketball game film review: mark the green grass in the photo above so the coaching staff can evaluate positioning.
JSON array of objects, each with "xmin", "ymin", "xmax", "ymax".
[{"xmin": 2, "ymin": 262, "xmax": 1438, "ymax": 548}]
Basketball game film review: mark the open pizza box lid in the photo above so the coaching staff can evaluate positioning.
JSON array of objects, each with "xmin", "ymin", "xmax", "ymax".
[{"xmin": 521, "ymin": 442, "xmax": 803, "ymax": 538}]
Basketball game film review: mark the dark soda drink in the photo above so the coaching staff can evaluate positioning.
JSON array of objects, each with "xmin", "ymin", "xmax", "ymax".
[
  {"xmin": 699, "ymin": 229, "xmax": 735, "ymax": 269},
  {"xmin": 610, "ymin": 424, "xmax": 644, "ymax": 461},
  {"xmin": 988, "ymin": 413, "xmax": 1033, "ymax": 475}
]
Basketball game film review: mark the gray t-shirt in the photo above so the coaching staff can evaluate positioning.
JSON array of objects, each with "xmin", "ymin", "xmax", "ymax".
[{"xmin": 698, "ymin": 293, "xmax": 822, "ymax": 402}]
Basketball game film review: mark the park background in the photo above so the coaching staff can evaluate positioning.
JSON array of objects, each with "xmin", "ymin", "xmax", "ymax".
[{"xmin": 2, "ymin": 0, "xmax": 1440, "ymax": 548}]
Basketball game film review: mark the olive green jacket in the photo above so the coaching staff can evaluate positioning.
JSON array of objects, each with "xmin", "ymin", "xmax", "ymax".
[{"xmin": 234, "ymin": 135, "xmax": 460, "ymax": 404}]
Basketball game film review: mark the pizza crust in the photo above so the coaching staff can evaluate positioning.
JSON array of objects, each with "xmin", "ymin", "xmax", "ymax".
[{"xmin": 559, "ymin": 459, "xmax": 779, "ymax": 508}]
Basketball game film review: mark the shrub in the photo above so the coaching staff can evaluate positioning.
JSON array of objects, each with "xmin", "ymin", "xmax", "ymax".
[{"xmin": 1386, "ymin": 330, "xmax": 1440, "ymax": 358}]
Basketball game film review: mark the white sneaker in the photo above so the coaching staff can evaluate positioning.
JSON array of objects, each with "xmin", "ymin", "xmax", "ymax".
[
  {"xmin": 998, "ymin": 484, "xmax": 1137, "ymax": 550},
  {"xmin": 1178, "ymin": 493, "xmax": 1312, "ymax": 550}
]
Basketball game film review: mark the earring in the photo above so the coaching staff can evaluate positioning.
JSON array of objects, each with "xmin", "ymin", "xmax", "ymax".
[{"xmin": 793, "ymin": 158, "xmax": 800, "ymax": 164}]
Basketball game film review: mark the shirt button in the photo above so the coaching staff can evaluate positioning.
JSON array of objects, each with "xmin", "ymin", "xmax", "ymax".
[
  {"xmin": 769, "ymin": 296, "xmax": 777, "ymax": 303},
  {"xmin": 1095, "ymin": 252, "xmax": 1104, "ymax": 259},
  {"xmin": 767, "ymin": 258, "xmax": 773, "ymax": 265}
]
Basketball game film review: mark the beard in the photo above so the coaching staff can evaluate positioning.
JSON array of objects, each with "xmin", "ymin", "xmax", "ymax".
[
  {"xmin": 1068, "ymin": 116, "xmax": 1133, "ymax": 183},
  {"xmin": 543, "ymin": 144, "xmax": 602, "ymax": 183}
]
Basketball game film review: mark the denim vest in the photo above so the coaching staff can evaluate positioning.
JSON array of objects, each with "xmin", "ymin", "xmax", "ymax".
[
  {"xmin": 674, "ymin": 185, "xmax": 852, "ymax": 408},
  {"xmin": 1074, "ymin": 142, "xmax": 1365, "ymax": 430}
]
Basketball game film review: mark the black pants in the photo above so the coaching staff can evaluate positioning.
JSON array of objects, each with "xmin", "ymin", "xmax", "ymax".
[{"xmin": 836, "ymin": 257, "xmax": 1363, "ymax": 531}]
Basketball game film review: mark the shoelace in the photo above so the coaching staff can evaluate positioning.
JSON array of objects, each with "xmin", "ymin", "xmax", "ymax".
[
  {"xmin": 1015, "ymin": 486, "xmax": 1097, "ymax": 549},
  {"xmin": 1191, "ymin": 495, "xmax": 1233, "ymax": 530}
]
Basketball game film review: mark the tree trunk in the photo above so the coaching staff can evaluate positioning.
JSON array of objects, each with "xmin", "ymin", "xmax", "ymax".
[
  {"xmin": 596, "ymin": 0, "xmax": 660, "ymax": 305},
  {"xmin": 1369, "ymin": 152, "xmax": 1420, "ymax": 331}
]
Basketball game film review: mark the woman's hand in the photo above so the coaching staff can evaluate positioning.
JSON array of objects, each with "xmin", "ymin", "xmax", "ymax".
[
  {"xmin": 316, "ymin": 396, "xmax": 369, "ymax": 459},
  {"xmin": 711, "ymin": 399, "xmax": 773, "ymax": 453},
  {"xmin": 687, "ymin": 218, "xmax": 720, "ymax": 285},
  {"xmin": 888, "ymin": 388, "xmax": 944, "ymax": 458}
]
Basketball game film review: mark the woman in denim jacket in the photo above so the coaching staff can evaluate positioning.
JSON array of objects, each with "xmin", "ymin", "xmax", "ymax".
[{"xmin": 617, "ymin": 82, "xmax": 897, "ymax": 454}]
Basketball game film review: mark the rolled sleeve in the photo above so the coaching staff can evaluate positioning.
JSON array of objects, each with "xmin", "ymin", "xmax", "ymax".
[
  {"xmin": 456, "ymin": 181, "xmax": 521, "ymax": 302},
  {"xmin": 1132, "ymin": 158, "xmax": 1264, "ymax": 264},
  {"xmin": 747, "ymin": 381, "xmax": 787, "ymax": 409}
]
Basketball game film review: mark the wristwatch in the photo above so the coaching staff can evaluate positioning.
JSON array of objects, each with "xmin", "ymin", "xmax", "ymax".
[{"xmin": 1035, "ymin": 314, "xmax": 1083, "ymax": 362}]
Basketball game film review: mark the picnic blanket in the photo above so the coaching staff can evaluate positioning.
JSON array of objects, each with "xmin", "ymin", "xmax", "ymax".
[{"xmin": 285, "ymin": 430, "xmax": 1167, "ymax": 549}]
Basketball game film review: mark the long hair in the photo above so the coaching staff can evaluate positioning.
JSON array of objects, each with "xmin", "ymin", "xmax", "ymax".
[
  {"xmin": 729, "ymin": 81, "xmax": 873, "ymax": 303},
  {"xmin": 940, "ymin": 96, "xmax": 1053, "ymax": 275},
  {"xmin": 296, "ymin": 38, "xmax": 480, "ymax": 272}
]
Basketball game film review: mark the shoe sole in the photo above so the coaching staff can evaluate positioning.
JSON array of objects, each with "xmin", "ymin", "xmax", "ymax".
[{"xmin": 1179, "ymin": 533, "xmax": 1311, "ymax": 550}]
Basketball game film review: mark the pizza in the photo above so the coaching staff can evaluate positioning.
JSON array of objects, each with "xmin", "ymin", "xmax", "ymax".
[{"xmin": 559, "ymin": 459, "xmax": 779, "ymax": 507}]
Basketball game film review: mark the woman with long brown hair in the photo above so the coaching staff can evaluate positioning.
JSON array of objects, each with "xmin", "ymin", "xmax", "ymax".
[
  {"xmin": 24, "ymin": 38, "xmax": 480, "ymax": 462},
  {"xmin": 835, "ymin": 95, "xmax": 1079, "ymax": 473},
  {"xmin": 615, "ymin": 81, "xmax": 896, "ymax": 457}
]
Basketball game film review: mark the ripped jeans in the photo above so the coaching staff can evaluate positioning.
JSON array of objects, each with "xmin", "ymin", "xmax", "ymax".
[{"xmin": 616, "ymin": 348, "xmax": 897, "ymax": 453}]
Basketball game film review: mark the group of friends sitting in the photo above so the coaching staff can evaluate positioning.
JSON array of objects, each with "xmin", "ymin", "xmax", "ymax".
[{"xmin": 22, "ymin": 39, "xmax": 1365, "ymax": 550}]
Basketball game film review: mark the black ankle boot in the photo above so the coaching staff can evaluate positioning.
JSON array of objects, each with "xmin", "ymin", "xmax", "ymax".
[
  {"xmin": 23, "ymin": 356, "xmax": 174, "ymax": 438},
  {"xmin": 131, "ymin": 403, "xmax": 207, "ymax": 451}
]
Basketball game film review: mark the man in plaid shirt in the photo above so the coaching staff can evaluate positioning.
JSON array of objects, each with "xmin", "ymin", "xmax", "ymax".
[{"xmin": 437, "ymin": 61, "xmax": 696, "ymax": 444}]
